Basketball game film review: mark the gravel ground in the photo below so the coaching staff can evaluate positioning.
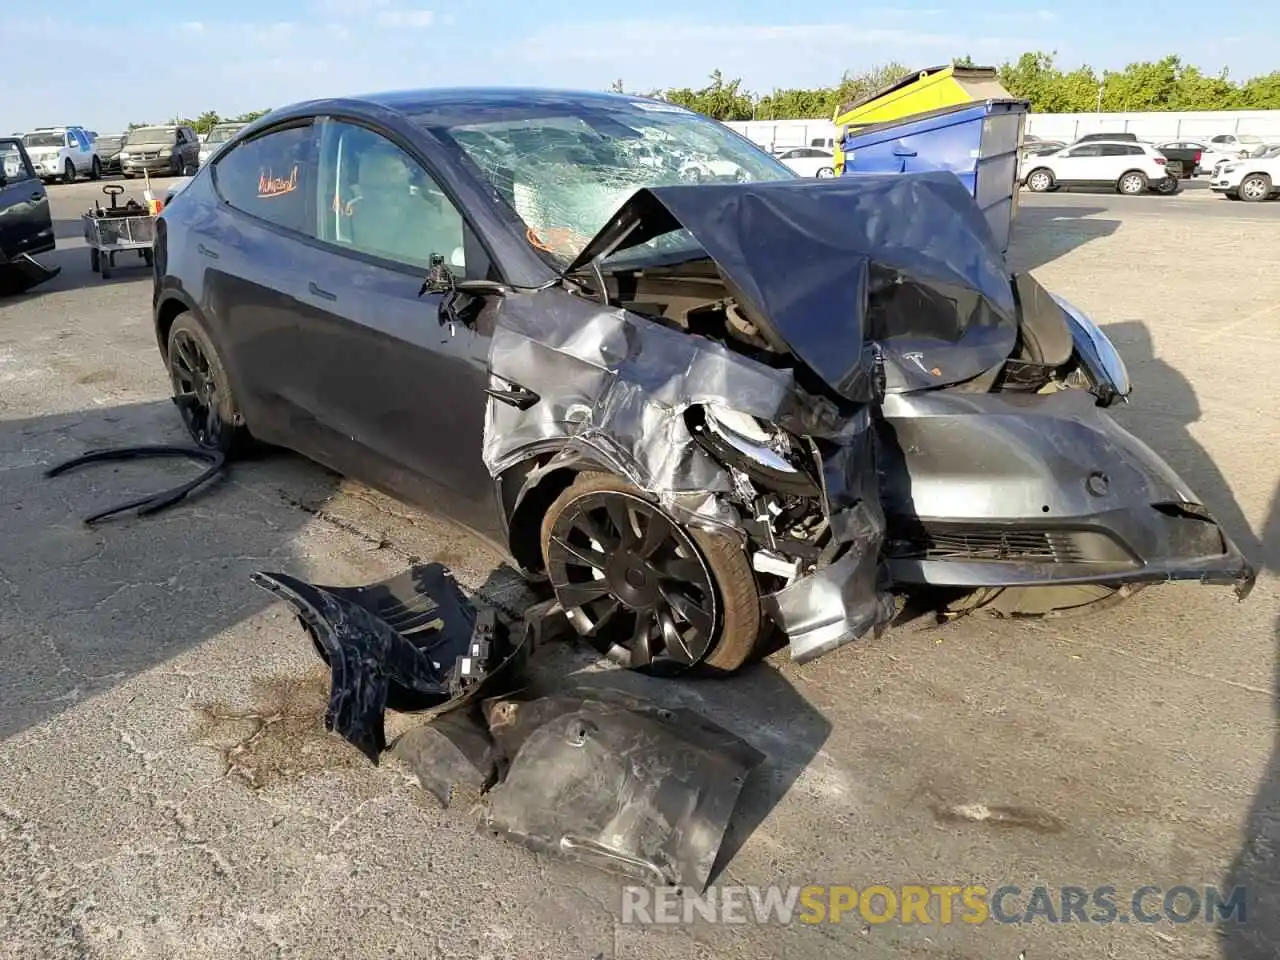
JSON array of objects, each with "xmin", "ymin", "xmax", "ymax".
[{"xmin": 1, "ymin": 177, "xmax": 1277, "ymax": 960}]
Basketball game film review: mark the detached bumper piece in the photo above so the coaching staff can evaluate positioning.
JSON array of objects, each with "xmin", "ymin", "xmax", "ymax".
[
  {"xmin": 0, "ymin": 254, "xmax": 60, "ymax": 297},
  {"xmin": 249, "ymin": 563, "xmax": 527, "ymax": 762},
  {"xmin": 44, "ymin": 444, "xmax": 226, "ymax": 524},
  {"xmin": 252, "ymin": 564, "xmax": 764, "ymax": 889}
]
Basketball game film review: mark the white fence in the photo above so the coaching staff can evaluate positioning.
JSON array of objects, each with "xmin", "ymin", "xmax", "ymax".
[{"xmin": 724, "ymin": 111, "xmax": 1280, "ymax": 151}]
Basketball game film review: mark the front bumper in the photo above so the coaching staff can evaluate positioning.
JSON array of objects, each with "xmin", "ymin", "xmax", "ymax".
[
  {"xmin": 875, "ymin": 389, "xmax": 1256, "ymax": 595},
  {"xmin": 121, "ymin": 157, "xmax": 178, "ymax": 174},
  {"xmin": 1210, "ymin": 179, "xmax": 1239, "ymax": 192},
  {"xmin": 30, "ymin": 158, "xmax": 64, "ymax": 177}
]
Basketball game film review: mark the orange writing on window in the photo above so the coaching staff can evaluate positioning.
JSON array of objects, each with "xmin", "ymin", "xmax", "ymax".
[
  {"xmin": 258, "ymin": 165, "xmax": 299, "ymax": 199},
  {"xmin": 332, "ymin": 192, "xmax": 359, "ymax": 217},
  {"xmin": 526, "ymin": 225, "xmax": 585, "ymax": 255}
]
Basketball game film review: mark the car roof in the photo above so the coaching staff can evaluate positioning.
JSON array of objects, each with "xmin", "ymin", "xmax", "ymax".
[{"xmin": 278, "ymin": 87, "xmax": 682, "ymax": 127}]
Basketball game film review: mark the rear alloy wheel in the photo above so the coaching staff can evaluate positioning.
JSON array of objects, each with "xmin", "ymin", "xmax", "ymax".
[
  {"xmin": 1025, "ymin": 169, "xmax": 1054, "ymax": 192},
  {"xmin": 945, "ymin": 583, "xmax": 1146, "ymax": 619},
  {"xmin": 541, "ymin": 472, "xmax": 762, "ymax": 675},
  {"xmin": 1117, "ymin": 171, "xmax": 1148, "ymax": 195},
  {"xmin": 816, "ymin": 166, "xmax": 835, "ymax": 179},
  {"xmin": 166, "ymin": 314, "xmax": 250, "ymax": 455},
  {"xmin": 1239, "ymin": 173, "xmax": 1272, "ymax": 202}
]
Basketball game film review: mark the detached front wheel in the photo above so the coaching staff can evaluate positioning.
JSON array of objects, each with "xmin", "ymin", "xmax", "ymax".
[{"xmin": 540, "ymin": 472, "xmax": 762, "ymax": 675}]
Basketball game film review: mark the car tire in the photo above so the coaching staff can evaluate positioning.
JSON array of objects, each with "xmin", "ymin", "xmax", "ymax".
[
  {"xmin": 540, "ymin": 471, "xmax": 762, "ymax": 676},
  {"xmin": 62, "ymin": 159, "xmax": 76, "ymax": 184},
  {"xmin": 1239, "ymin": 173, "xmax": 1272, "ymax": 202},
  {"xmin": 816, "ymin": 166, "xmax": 835, "ymax": 179},
  {"xmin": 1025, "ymin": 168, "xmax": 1054, "ymax": 192},
  {"xmin": 1117, "ymin": 171, "xmax": 1148, "ymax": 195},
  {"xmin": 89, "ymin": 157, "xmax": 101, "ymax": 180},
  {"xmin": 165, "ymin": 312, "xmax": 252, "ymax": 455}
]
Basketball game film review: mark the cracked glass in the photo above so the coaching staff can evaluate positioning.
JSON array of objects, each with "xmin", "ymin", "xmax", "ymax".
[{"xmin": 435, "ymin": 101, "xmax": 795, "ymax": 265}]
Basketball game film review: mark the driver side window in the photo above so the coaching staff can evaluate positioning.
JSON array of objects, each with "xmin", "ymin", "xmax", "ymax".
[{"xmin": 316, "ymin": 119, "xmax": 465, "ymax": 274}]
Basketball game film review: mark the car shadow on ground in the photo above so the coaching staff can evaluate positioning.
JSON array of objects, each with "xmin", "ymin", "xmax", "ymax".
[
  {"xmin": 1008, "ymin": 204, "xmax": 1120, "ymax": 272},
  {"xmin": 1220, "ymin": 480, "xmax": 1279, "ymax": 960},
  {"xmin": 1103, "ymin": 320, "xmax": 1266, "ymax": 567},
  {"xmin": 1101, "ymin": 321, "xmax": 1276, "ymax": 958},
  {"xmin": 0, "ymin": 398, "xmax": 341, "ymax": 740}
]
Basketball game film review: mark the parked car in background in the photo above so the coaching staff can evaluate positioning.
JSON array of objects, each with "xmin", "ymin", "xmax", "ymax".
[
  {"xmin": 1073, "ymin": 131, "xmax": 1140, "ymax": 144},
  {"xmin": 0, "ymin": 138, "xmax": 56, "ymax": 262},
  {"xmin": 776, "ymin": 146, "xmax": 836, "ymax": 178},
  {"xmin": 119, "ymin": 125, "xmax": 200, "ymax": 178},
  {"xmin": 1022, "ymin": 140, "xmax": 1174, "ymax": 195},
  {"xmin": 1212, "ymin": 143, "xmax": 1280, "ymax": 180},
  {"xmin": 1208, "ymin": 133, "xmax": 1268, "ymax": 158},
  {"xmin": 198, "ymin": 122, "xmax": 248, "ymax": 168},
  {"xmin": 1211, "ymin": 149, "xmax": 1280, "ymax": 201},
  {"xmin": 94, "ymin": 134, "xmax": 126, "ymax": 175},
  {"xmin": 1022, "ymin": 138, "xmax": 1067, "ymax": 158},
  {"xmin": 1156, "ymin": 140, "xmax": 1234, "ymax": 175},
  {"xmin": 21, "ymin": 126, "xmax": 101, "ymax": 183}
]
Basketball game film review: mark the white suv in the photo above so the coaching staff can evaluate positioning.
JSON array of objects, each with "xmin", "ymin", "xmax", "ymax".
[
  {"xmin": 1021, "ymin": 140, "xmax": 1174, "ymax": 196},
  {"xmin": 20, "ymin": 126, "xmax": 101, "ymax": 183},
  {"xmin": 1210, "ymin": 152, "xmax": 1280, "ymax": 202}
]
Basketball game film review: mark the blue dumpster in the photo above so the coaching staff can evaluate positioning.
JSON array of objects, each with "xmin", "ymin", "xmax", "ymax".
[{"xmin": 840, "ymin": 98, "xmax": 1029, "ymax": 256}]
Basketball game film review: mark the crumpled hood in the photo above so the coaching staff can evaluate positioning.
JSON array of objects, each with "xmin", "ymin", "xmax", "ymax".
[{"xmin": 564, "ymin": 172, "xmax": 1019, "ymax": 401}]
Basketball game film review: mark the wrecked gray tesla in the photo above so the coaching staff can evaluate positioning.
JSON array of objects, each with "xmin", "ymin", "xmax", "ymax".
[{"xmin": 151, "ymin": 88, "xmax": 1256, "ymax": 674}]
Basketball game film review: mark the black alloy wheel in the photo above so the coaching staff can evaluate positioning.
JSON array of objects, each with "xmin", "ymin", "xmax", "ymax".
[
  {"xmin": 544, "ymin": 486, "xmax": 722, "ymax": 674},
  {"xmin": 168, "ymin": 325, "xmax": 233, "ymax": 451}
]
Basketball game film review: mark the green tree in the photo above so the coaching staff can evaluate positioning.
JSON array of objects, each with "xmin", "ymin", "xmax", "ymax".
[
  {"xmin": 193, "ymin": 110, "xmax": 222, "ymax": 135},
  {"xmin": 234, "ymin": 109, "xmax": 271, "ymax": 123}
]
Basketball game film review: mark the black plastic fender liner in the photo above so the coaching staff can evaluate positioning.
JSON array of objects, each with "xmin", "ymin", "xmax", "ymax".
[
  {"xmin": 480, "ymin": 689, "xmax": 765, "ymax": 892},
  {"xmin": 43, "ymin": 444, "xmax": 226, "ymax": 524}
]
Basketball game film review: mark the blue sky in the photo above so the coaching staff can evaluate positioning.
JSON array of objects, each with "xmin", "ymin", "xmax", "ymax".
[{"xmin": 7, "ymin": 1, "xmax": 1269, "ymax": 132}]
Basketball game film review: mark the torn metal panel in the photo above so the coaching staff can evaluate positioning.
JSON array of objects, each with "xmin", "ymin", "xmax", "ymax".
[{"xmin": 481, "ymin": 691, "xmax": 764, "ymax": 891}]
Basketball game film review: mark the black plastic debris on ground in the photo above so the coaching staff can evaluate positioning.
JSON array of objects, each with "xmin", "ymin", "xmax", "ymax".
[
  {"xmin": 44, "ymin": 444, "xmax": 227, "ymax": 524},
  {"xmin": 0, "ymin": 254, "xmax": 60, "ymax": 297},
  {"xmin": 250, "ymin": 563, "xmax": 763, "ymax": 891}
]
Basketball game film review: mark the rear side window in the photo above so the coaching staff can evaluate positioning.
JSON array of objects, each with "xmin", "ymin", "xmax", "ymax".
[{"xmin": 213, "ymin": 124, "xmax": 314, "ymax": 235}]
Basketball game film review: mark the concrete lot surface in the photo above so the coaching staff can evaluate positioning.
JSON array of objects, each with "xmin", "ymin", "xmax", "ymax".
[{"xmin": 1, "ymin": 177, "xmax": 1277, "ymax": 959}]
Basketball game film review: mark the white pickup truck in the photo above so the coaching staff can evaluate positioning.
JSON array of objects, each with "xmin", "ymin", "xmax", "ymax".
[{"xmin": 20, "ymin": 126, "xmax": 101, "ymax": 183}]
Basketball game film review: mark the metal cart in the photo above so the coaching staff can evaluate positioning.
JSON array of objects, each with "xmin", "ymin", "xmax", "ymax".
[{"xmin": 82, "ymin": 184, "xmax": 156, "ymax": 279}]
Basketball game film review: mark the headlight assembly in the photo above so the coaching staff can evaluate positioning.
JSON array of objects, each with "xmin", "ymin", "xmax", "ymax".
[
  {"xmin": 686, "ymin": 404, "xmax": 820, "ymax": 497},
  {"xmin": 1051, "ymin": 295, "xmax": 1132, "ymax": 406}
]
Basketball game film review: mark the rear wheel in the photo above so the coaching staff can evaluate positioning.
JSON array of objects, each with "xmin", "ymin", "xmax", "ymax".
[
  {"xmin": 90, "ymin": 157, "xmax": 102, "ymax": 180},
  {"xmin": 165, "ymin": 313, "xmax": 251, "ymax": 455},
  {"xmin": 62, "ymin": 159, "xmax": 76, "ymax": 184},
  {"xmin": 816, "ymin": 166, "xmax": 835, "ymax": 179},
  {"xmin": 1239, "ymin": 173, "xmax": 1272, "ymax": 202},
  {"xmin": 540, "ymin": 472, "xmax": 762, "ymax": 675},
  {"xmin": 944, "ymin": 583, "xmax": 1146, "ymax": 619},
  {"xmin": 1117, "ymin": 171, "xmax": 1148, "ymax": 195}
]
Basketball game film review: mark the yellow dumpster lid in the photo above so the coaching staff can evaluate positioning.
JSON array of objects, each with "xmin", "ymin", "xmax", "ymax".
[{"xmin": 836, "ymin": 65, "xmax": 1003, "ymax": 118}]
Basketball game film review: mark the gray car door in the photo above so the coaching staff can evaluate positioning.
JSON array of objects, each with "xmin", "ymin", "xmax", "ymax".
[{"xmin": 0, "ymin": 139, "xmax": 55, "ymax": 261}]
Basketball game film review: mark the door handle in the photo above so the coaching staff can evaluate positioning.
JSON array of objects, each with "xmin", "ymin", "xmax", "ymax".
[
  {"xmin": 308, "ymin": 281, "xmax": 337, "ymax": 301},
  {"xmin": 197, "ymin": 242, "xmax": 219, "ymax": 259}
]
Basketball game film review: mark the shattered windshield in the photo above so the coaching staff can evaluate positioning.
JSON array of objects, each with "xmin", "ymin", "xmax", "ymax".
[
  {"xmin": 126, "ymin": 127, "xmax": 173, "ymax": 145},
  {"xmin": 435, "ymin": 101, "xmax": 795, "ymax": 264},
  {"xmin": 22, "ymin": 133, "xmax": 63, "ymax": 148}
]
